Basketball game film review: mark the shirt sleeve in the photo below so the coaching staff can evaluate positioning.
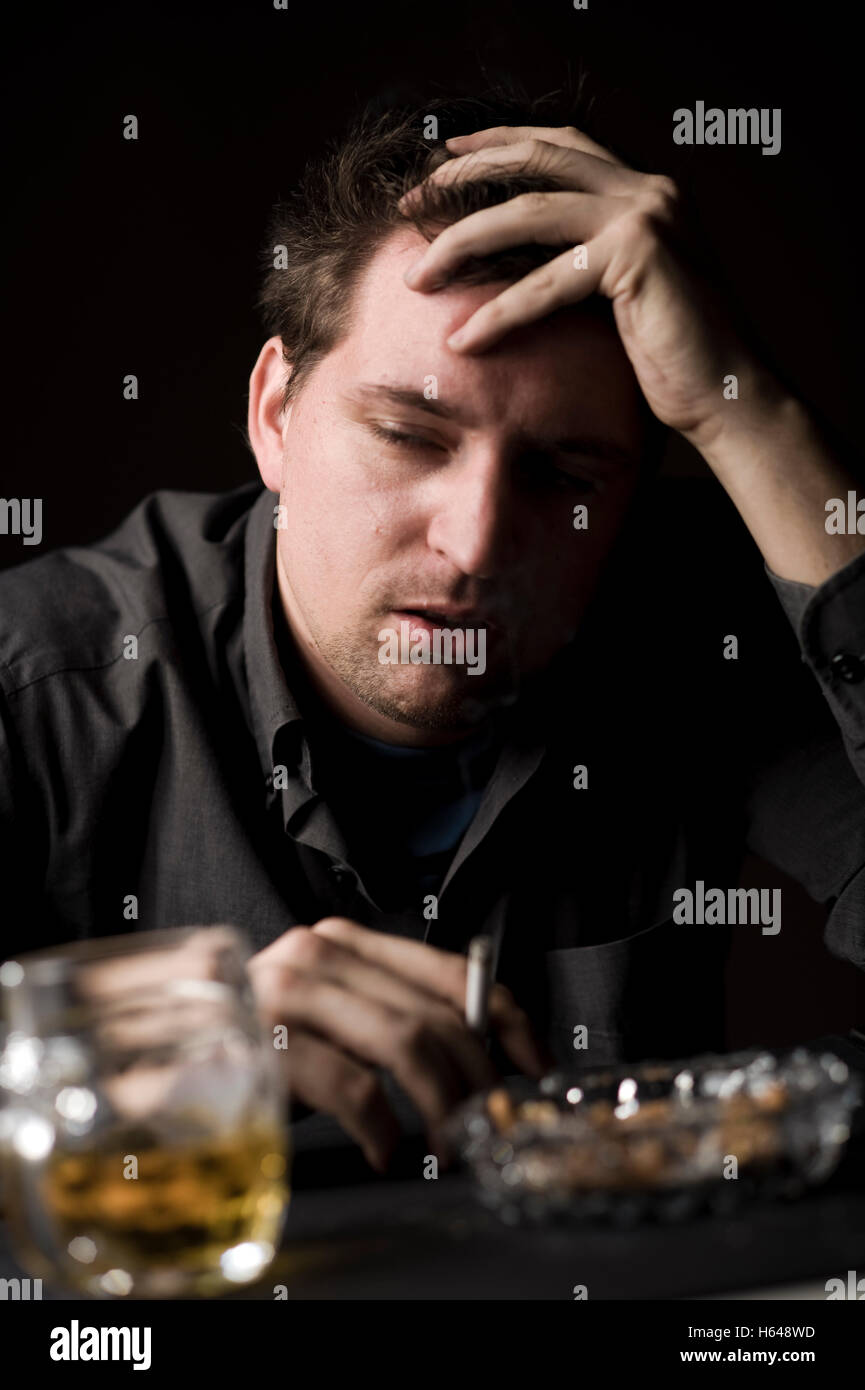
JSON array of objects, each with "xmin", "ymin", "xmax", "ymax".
[
  {"xmin": 749, "ymin": 553, "xmax": 865, "ymax": 969},
  {"xmin": 766, "ymin": 552, "xmax": 865, "ymax": 784},
  {"xmin": 765, "ymin": 566, "xmax": 819, "ymax": 635},
  {"xmin": 0, "ymin": 687, "xmax": 30, "ymax": 962},
  {"xmin": 0, "ymin": 684, "xmax": 57, "ymax": 963}
]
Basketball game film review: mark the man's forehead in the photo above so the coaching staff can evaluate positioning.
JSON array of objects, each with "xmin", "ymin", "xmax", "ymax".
[
  {"xmin": 353, "ymin": 226, "xmax": 501, "ymax": 327},
  {"xmin": 331, "ymin": 226, "xmax": 642, "ymax": 435}
]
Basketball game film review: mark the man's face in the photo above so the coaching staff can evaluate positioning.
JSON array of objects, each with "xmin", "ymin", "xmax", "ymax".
[{"xmin": 263, "ymin": 227, "xmax": 648, "ymax": 741}]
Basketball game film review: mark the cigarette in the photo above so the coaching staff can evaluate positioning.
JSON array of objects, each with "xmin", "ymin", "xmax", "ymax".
[{"xmin": 465, "ymin": 935, "xmax": 494, "ymax": 1035}]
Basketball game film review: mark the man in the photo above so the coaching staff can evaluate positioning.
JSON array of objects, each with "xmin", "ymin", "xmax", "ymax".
[{"xmin": 2, "ymin": 92, "xmax": 864, "ymax": 1174}]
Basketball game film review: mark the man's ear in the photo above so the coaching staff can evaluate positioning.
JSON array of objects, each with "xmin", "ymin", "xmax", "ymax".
[{"xmin": 248, "ymin": 336, "xmax": 292, "ymax": 493}]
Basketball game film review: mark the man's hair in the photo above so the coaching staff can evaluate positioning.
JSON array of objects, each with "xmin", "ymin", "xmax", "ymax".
[{"xmin": 258, "ymin": 84, "xmax": 666, "ymax": 460}]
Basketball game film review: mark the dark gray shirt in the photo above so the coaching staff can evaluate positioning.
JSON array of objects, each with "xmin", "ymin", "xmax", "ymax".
[{"xmin": 2, "ymin": 478, "xmax": 864, "ymax": 1070}]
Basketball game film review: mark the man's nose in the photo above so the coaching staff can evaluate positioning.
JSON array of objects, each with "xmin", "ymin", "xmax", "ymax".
[{"xmin": 425, "ymin": 449, "xmax": 515, "ymax": 580}]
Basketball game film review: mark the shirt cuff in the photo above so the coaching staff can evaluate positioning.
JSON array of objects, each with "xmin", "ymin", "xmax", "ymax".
[
  {"xmin": 767, "ymin": 551, "xmax": 865, "ymax": 733},
  {"xmin": 765, "ymin": 564, "xmax": 819, "ymax": 636}
]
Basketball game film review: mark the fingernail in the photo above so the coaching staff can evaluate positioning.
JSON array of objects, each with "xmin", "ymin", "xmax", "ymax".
[
  {"xmin": 403, "ymin": 262, "xmax": 423, "ymax": 286},
  {"xmin": 447, "ymin": 329, "xmax": 467, "ymax": 349}
]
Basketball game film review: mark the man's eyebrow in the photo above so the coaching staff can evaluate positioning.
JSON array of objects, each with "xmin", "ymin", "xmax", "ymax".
[
  {"xmin": 526, "ymin": 434, "xmax": 641, "ymax": 469},
  {"xmin": 346, "ymin": 384, "xmax": 640, "ymax": 468},
  {"xmin": 347, "ymin": 384, "xmax": 462, "ymax": 421}
]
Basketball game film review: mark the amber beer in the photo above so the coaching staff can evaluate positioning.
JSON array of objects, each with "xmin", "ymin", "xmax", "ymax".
[
  {"xmin": 33, "ymin": 1124, "xmax": 289, "ymax": 1294},
  {"xmin": 0, "ymin": 927, "xmax": 292, "ymax": 1297}
]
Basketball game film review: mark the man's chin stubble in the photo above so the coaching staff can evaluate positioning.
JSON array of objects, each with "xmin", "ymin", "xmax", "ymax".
[{"xmin": 324, "ymin": 643, "xmax": 516, "ymax": 731}]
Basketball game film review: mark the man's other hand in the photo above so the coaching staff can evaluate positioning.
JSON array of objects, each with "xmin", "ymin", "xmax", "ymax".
[{"xmin": 248, "ymin": 918, "xmax": 553, "ymax": 1173}]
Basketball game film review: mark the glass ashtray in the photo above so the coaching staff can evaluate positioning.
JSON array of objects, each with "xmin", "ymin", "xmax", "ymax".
[{"xmin": 444, "ymin": 1047, "xmax": 862, "ymax": 1225}]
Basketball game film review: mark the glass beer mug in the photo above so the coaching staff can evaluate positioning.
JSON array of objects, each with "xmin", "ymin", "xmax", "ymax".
[{"xmin": 0, "ymin": 926, "xmax": 290, "ymax": 1298}]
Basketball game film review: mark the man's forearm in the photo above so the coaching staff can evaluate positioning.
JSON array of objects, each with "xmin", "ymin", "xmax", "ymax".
[{"xmin": 687, "ymin": 374, "xmax": 865, "ymax": 586}]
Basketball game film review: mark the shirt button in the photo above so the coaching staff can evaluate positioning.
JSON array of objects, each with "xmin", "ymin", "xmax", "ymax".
[{"xmin": 830, "ymin": 651, "xmax": 865, "ymax": 683}]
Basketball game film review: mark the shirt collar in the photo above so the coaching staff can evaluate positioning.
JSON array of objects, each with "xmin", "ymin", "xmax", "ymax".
[{"xmin": 243, "ymin": 486, "xmax": 303, "ymax": 782}]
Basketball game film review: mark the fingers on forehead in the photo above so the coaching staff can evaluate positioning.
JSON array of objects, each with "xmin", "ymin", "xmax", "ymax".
[
  {"xmin": 439, "ymin": 193, "xmax": 613, "ymax": 257},
  {"xmin": 431, "ymin": 143, "xmax": 634, "ymax": 198},
  {"xmin": 436, "ymin": 139, "xmax": 569, "ymax": 180},
  {"xmin": 457, "ymin": 124, "xmax": 620, "ymax": 161}
]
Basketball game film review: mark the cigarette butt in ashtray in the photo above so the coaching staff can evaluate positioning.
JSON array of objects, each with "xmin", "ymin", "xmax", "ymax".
[{"xmin": 465, "ymin": 935, "xmax": 494, "ymax": 1036}]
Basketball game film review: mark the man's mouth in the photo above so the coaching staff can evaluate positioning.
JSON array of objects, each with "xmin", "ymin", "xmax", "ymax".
[{"xmin": 393, "ymin": 607, "xmax": 496, "ymax": 633}]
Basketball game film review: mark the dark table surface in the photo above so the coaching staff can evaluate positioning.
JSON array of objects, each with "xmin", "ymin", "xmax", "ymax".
[{"xmin": 3, "ymin": 1034, "xmax": 864, "ymax": 1300}]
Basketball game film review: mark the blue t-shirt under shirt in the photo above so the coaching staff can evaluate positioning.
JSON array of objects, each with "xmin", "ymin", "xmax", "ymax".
[{"xmin": 308, "ymin": 719, "xmax": 502, "ymax": 910}]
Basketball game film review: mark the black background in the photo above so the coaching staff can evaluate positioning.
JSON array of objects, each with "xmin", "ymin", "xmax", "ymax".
[{"xmin": 3, "ymin": 0, "xmax": 864, "ymax": 1040}]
